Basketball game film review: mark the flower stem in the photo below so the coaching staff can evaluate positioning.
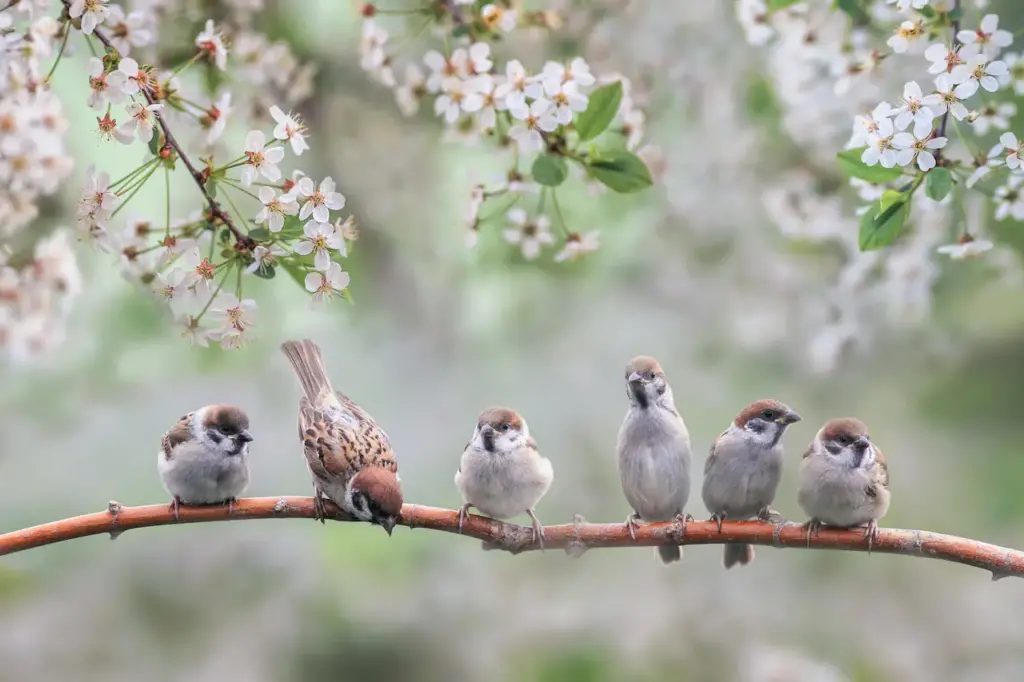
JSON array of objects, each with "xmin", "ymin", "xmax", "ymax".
[
  {"xmin": 111, "ymin": 164, "xmax": 159, "ymax": 219},
  {"xmin": 43, "ymin": 22, "xmax": 71, "ymax": 85}
]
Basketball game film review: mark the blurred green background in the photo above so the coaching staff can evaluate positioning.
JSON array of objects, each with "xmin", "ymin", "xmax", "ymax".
[{"xmin": 2, "ymin": 1, "xmax": 1024, "ymax": 680}]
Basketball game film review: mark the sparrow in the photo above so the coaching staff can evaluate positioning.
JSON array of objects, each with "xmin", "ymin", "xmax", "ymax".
[
  {"xmin": 455, "ymin": 407, "xmax": 553, "ymax": 549},
  {"xmin": 797, "ymin": 417, "xmax": 890, "ymax": 549},
  {"xmin": 701, "ymin": 399, "xmax": 801, "ymax": 569},
  {"xmin": 280, "ymin": 339, "xmax": 403, "ymax": 535},
  {"xmin": 616, "ymin": 355, "xmax": 692, "ymax": 564},
  {"xmin": 158, "ymin": 404, "xmax": 253, "ymax": 519}
]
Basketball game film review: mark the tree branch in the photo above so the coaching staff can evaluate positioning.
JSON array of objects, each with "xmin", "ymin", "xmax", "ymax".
[
  {"xmin": 70, "ymin": 6, "xmax": 256, "ymax": 250},
  {"xmin": 1, "ymin": 497, "xmax": 1022, "ymax": 579}
]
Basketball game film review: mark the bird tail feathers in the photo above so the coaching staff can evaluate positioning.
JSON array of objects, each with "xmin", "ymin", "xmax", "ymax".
[
  {"xmin": 657, "ymin": 545, "xmax": 682, "ymax": 565},
  {"xmin": 723, "ymin": 542, "xmax": 755, "ymax": 569},
  {"xmin": 281, "ymin": 339, "xmax": 334, "ymax": 402}
]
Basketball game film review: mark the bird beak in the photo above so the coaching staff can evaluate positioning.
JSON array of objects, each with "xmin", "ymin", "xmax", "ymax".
[
  {"xmin": 854, "ymin": 436, "xmax": 870, "ymax": 450},
  {"xmin": 776, "ymin": 411, "xmax": 802, "ymax": 425},
  {"xmin": 238, "ymin": 430, "xmax": 253, "ymax": 443},
  {"xmin": 480, "ymin": 424, "xmax": 495, "ymax": 438},
  {"xmin": 381, "ymin": 517, "xmax": 396, "ymax": 536},
  {"xmin": 628, "ymin": 371, "xmax": 643, "ymax": 383}
]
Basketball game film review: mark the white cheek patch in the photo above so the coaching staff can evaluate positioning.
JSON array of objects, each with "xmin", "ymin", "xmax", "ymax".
[{"xmin": 860, "ymin": 446, "xmax": 877, "ymax": 470}]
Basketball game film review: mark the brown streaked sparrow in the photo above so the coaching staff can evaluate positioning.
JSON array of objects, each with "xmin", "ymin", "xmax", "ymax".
[
  {"xmin": 701, "ymin": 399, "xmax": 801, "ymax": 569},
  {"xmin": 281, "ymin": 339, "xmax": 403, "ymax": 535},
  {"xmin": 158, "ymin": 405, "xmax": 253, "ymax": 519},
  {"xmin": 797, "ymin": 417, "xmax": 890, "ymax": 549},
  {"xmin": 455, "ymin": 407, "xmax": 553, "ymax": 549},
  {"xmin": 617, "ymin": 355, "xmax": 693, "ymax": 564}
]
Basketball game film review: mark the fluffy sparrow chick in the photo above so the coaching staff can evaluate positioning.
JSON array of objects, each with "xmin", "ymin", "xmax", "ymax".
[
  {"xmin": 455, "ymin": 407, "xmax": 554, "ymax": 549},
  {"xmin": 617, "ymin": 355, "xmax": 692, "ymax": 564},
  {"xmin": 158, "ymin": 405, "xmax": 253, "ymax": 519},
  {"xmin": 797, "ymin": 418, "xmax": 890, "ymax": 549},
  {"xmin": 281, "ymin": 339, "xmax": 403, "ymax": 535},
  {"xmin": 702, "ymin": 399, "xmax": 801, "ymax": 569}
]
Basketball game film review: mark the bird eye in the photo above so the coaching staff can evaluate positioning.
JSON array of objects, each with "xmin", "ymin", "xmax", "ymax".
[
  {"xmin": 836, "ymin": 435, "xmax": 849, "ymax": 445},
  {"xmin": 499, "ymin": 423, "xmax": 510, "ymax": 432},
  {"xmin": 645, "ymin": 371, "xmax": 655, "ymax": 380},
  {"xmin": 761, "ymin": 410, "xmax": 775, "ymax": 420}
]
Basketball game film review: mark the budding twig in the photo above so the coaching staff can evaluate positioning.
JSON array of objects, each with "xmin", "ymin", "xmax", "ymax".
[
  {"xmin": 935, "ymin": 0, "xmax": 961, "ymax": 146},
  {"xmin": 73, "ymin": 6, "xmax": 256, "ymax": 251},
  {"xmin": 0, "ymin": 497, "xmax": 1022, "ymax": 580}
]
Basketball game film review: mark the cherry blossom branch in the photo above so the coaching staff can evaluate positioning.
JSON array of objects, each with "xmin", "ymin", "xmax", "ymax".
[
  {"xmin": 1, "ymin": 497, "xmax": 1022, "ymax": 579},
  {"xmin": 936, "ymin": 0, "xmax": 961, "ymax": 144},
  {"xmin": 75, "ymin": 7, "xmax": 255, "ymax": 251}
]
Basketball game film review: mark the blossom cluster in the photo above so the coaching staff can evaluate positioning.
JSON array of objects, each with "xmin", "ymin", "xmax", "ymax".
[
  {"xmin": 357, "ymin": 1, "xmax": 659, "ymax": 263},
  {"xmin": 735, "ymin": 0, "xmax": 1023, "ymax": 372},
  {"xmin": 0, "ymin": 0, "xmax": 355, "ymax": 359}
]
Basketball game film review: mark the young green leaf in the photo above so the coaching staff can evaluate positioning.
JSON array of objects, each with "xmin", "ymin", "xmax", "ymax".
[
  {"xmin": 251, "ymin": 264, "xmax": 276, "ymax": 279},
  {"xmin": 768, "ymin": 0, "xmax": 802, "ymax": 9},
  {"xmin": 834, "ymin": 0, "xmax": 870, "ymax": 22},
  {"xmin": 531, "ymin": 154, "xmax": 568, "ymax": 187},
  {"xmin": 588, "ymin": 150, "xmax": 653, "ymax": 193},
  {"xmin": 248, "ymin": 227, "xmax": 271, "ymax": 241},
  {"xmin": 859, "ymin": 191, "xmax": 910, "ymax": 251},
  {"xmin": 148, "ymin": 131, "xmax": 161, "ymax": 157},
  {"xmin": 837, "ymin": 148, "xmax": 904, "ymax": 183},
  {"xmin": 925, "ymin": 167, "xmax": 952, "ymax": 201},
  {"xmin": 574, "ymin": 80, "xmax": 623, "ymax": 142}
]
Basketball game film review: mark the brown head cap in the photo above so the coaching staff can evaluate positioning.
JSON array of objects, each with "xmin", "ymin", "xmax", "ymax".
[
  {"xmin": 624, "ymin": 355, "xmax": 664, "ymax": 379},
  {"xmin": 735, "ymin": 399, "xmax": 800, "ymax": 427},
  {"xmin": 477, "ymin": 407, "xmax": 525, "ymax": 432},
  {"xmin": 820, "ymin": 417, "xmax": 869, "ymax": 443},
  {"xmin": 202, "ymin": 405, "xmax": 251, "ymax": 435},
  {"xmin": 352, "ymin": 467, "xmax": 404, "ymax": 519}
]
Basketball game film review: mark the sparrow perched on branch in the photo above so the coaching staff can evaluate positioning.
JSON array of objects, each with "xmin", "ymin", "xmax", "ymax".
[
  {"xmin": 701, "ymin": 399, "xmax": 801, "ymax": 569},
  {"xmin": 281, "ymin": 339, "xmax": 403, "ymax": 535},
  {"xmin": 158, "ymin": 405, "xmax": 253, "ymax": 519},
  {"xmin": 797, "ymin": 417, "xmax": 890, "ymax": 549},
  {"xmin": 455, "ymin": 407, "xmax": 553, "ymax": 549},
  {"xmin": 616, "ymin": 355, "xmax": 692, "ymax": 564}
]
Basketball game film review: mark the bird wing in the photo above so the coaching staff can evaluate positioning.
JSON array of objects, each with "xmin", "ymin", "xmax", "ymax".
[
  {"xmin": 866, "ymin": 446, "xmax": 889, "ymax": 497},
  {"xmin": 703, "ymin": 429, "xmax": 728, "ymax": 475},
  {"xmin": 161, "ymin": 413, "xmax": 193, "ymax": 460},
  {"xmin": 298, "ymin": 392, "xmax": 397, "ymax": 485}
]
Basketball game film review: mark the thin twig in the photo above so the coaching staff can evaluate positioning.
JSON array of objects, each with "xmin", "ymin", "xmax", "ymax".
[
  {"xmin": 1, "ymin": 497, "xmax": 1022, "ymax": 579},
  {"xmin": 70, "ymin": 7, "xmax": 255, "ymax": 250}
]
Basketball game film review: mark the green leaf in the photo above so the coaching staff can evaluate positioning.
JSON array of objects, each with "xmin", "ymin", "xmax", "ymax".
[
  {"xmin": 948, "ymin": 7, "xmax": 963, "ymax": 21},
  {"xmin": 219, "ymin": 248, "xmax": 234, "ymax": 259},
  {"xmin": 207, "ymin": 179, "xmax": 217, "ymax": 197},
  {"xmin": 218, "ymin": 228, "xmax": 231, "ymax": 244},
  {"xmin": 768, "ymin": 0, "xmax": 802, "ymax": 8},
  {"xmin": 531, "ymin": 154, "xmax": 568, "ymax": 187},
  {"xmin": 252, "ymin": 263, "xmax": 276, "ymax": 279},
  {"xmin": 248, "ymin": 227, "xmax": 271, "ymax": 241},
  {"xmin": 451, "ymin": 24, "xmax": 471, "ymax": 39},
  {"xmin": 837, "ymin": 148, "xmax": 904, "ymax": 183},
  {"xmin": 834, "ymin": 0, "xmax": 870, "ymax": 22},
  {"xmin": 859, "ymin": 191, "xmax": 910, "ymax": 251},
  {"xmin": 574, "ymin": 80, "xmax": 623, "ymax": 142},
  {"xmin": 917, "ymin": 4, "xmax": 936, "ymax": 18},
  {"xmin": 588, "ymin": 150, "xmax": 653, "ymax": 194},
  {"xmin": 148, "ymin": 130, "xmax": 161, "ymax": 157},
  {"xmin": 925, "ymin": 167, "xmax": 952, "ymax": 201}
]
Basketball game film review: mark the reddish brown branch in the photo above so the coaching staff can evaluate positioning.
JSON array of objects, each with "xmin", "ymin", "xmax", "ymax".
[
  {"xmin": 72, "ymin": 7, "xmax": 255, "ymax": 250},
  {"xmin": 1, "ymin": 497, "xmax": 1022, "ymax": 579}
]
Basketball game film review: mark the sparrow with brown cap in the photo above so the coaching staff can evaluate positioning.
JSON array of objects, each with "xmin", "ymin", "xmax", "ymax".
[
  {"xmin": 702, "ymin": 399, "xmax": 801, "ymax": 569},
  {"xmin": 281, "ymin": 339, "xmax": 403, "ymax": 535},
  {"xmin": 455, "ymin": 407, "xmax": 553, "ymax": 549},
  {"xmin": 616, "ymin": 355, "xmax": 692, "ymax": 564},
  {"xmin": 159, "ymin": 404, "xmax": 253, "ymax": 519},
  {"xmin": 798, "ymin": 417, "xmax": 890, "ymax": 549}
]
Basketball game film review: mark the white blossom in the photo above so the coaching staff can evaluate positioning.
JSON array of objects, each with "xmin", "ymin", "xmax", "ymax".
[
  {"xmin": 305, "ymin": 262, "xmax": 349, "ymax": 303},
  {"xmin": 254, "ymin": 186, "xmax": 298, "ymax": 232}
]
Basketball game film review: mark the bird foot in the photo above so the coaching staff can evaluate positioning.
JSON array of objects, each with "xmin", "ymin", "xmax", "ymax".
[
  {"xmin": 758, "ymin": 506, "xmax": 786, "ymax": 524},
  {"xmin": 624, "ymin": 513, "xmax": 642, "ymax": 542},
  {"xmin": 671, "ymin": 513, "xmax": 692, "ymax": 544},
  {"xmin": 864, "ymin": 519, "xmax": 880, "ymax": 552},
  {"xmin": 168, "ymin": 497, "xmax": 181, "ymax": 522},
  {"xmin": 457, "ymin": 503, "xmax": 472, "ymax": 534},
  {"xmin": 313, "ymin": 489, "xmax": 327, "ymax": 524},
  {"xmin": 803, "ymin": 518, "xmax": 822, "ymax": 547},
  {"xmin": 527, "ymin": 509, "xmax": 545, "ymax": 551},
  {"xmin": 224, "ymin": 497, "xmax": 238, "ymax": 516},
  {"xmin": 709, "ymin": 511, "xmax": 726, "ymax": 533}
]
